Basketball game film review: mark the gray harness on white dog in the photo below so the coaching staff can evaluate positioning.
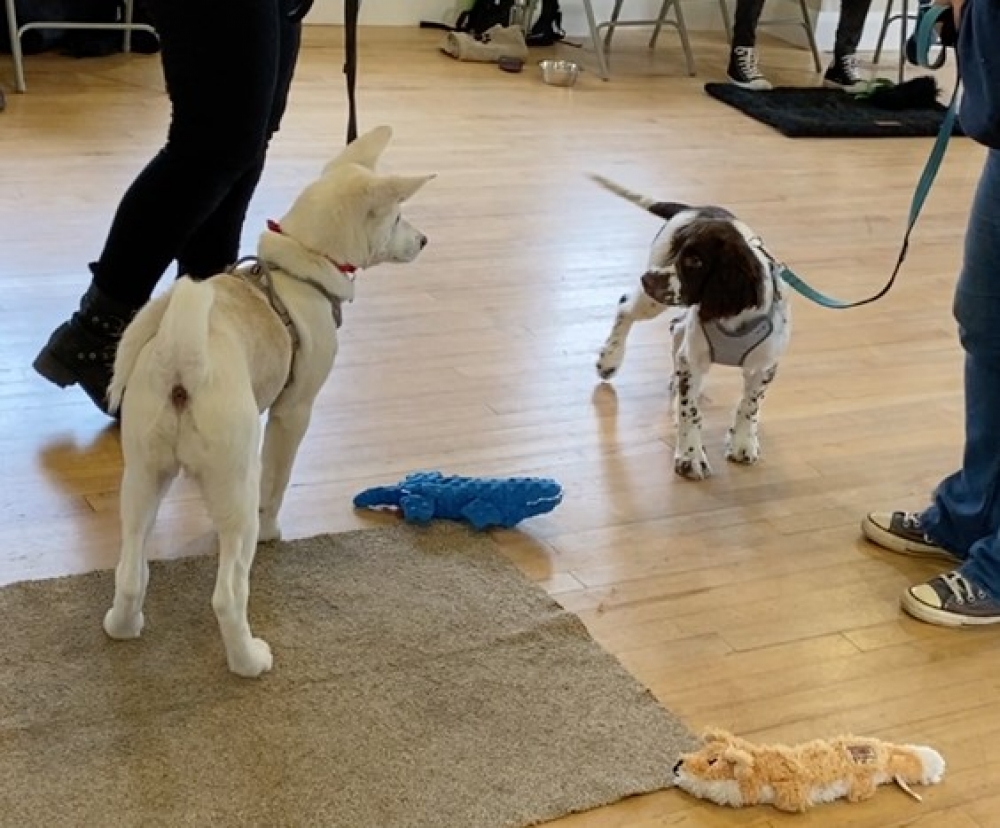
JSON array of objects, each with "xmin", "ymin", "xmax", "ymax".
[
  {"xmin": 700, "ymin": 267, "xmax": 783, "ymax": 368},
  {"xmin": 225, "ymin": 256, "xmax": 345, "ymax": 387}
]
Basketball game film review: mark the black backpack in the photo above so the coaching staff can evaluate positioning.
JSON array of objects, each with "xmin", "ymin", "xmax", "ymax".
[
  {"xmin": 455, "ymin": 0, "xmax": 517, "ymax": 37},
  {"xmin": 527, "ymin": 0, "xmax": 565, "ymax": 46}
]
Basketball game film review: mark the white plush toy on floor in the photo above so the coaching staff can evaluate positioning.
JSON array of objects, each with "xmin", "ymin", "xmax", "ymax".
[{"xmin": 672, "ymin": 728, "xmax": 945, "ymax": 813}]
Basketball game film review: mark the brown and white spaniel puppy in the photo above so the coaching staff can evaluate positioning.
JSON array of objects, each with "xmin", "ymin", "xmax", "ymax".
[{"xmin": 592, "ymin": 174, "xmax": 791, "ymax": 481}]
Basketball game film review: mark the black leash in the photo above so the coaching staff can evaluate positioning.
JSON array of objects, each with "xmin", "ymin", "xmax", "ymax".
[{"xmin": 344, "ymin": 0, "xmax": 360, "ymax": 143}]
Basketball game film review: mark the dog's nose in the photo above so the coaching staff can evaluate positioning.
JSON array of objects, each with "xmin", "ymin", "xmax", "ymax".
[
  {"xmin": 419, "ymin": 234, "xmax": 428, "ymax": 249},
  {"xmin": 672, "ymin": 759, "xmax": 683, "ymax": 775}
]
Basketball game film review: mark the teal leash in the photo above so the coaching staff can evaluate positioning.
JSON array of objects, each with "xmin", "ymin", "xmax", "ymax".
[{"xmin": 776, "ymin": 3, "xmax": 959, "ymax": 310}]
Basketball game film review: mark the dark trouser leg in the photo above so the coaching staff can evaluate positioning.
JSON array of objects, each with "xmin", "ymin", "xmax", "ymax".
[
  {"xmin": 731, "ymin": 0, "xmax": 766, "ymax": 48},
  {"xmin": 34, "ymin": 0, "xmax": 303, "ymax": 414},
  {"xmin": 92, "ymin": 0, "xmax": 300, "ymax": 305},
  {"xmin": 832, "ymin": 0, "xmax": 873, "ymax": 57}
]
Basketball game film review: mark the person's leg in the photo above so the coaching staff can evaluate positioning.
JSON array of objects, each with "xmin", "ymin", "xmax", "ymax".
[
  {"xmin": 728, "ymin": 0, "xmax": 772, "ymax": 90},
  {"xmin": 92, "ymin": 0, "xmax": 284, "ymax": 304},
  {"xmin": 867, "ymin": 149, "xmax": 1000, "ymax": 625},
  {"xmin": 832, "ymin": 0, "xmax": 873, "ymax": 57},
  {"xmin": 33, "ymin": 0, "xmax": 295, "ymax": 415},
  {"xmin": 921, "ymin": 150, "xmax": 1000, "ymax": 558},
  {"xmin": 178, "ymin": 4, "xmax": 302, "ymax": 278},
  {"xmin": 731, "ymin": 0, "xmax": 766, "ymax": 47},
  {"xmin": 823, "ymin": 0, "xmax": 874, "ymax": 91}
]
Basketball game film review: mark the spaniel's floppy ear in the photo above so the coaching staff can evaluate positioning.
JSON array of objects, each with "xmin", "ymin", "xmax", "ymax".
[
  {"xmin": 670, "ymin": 220, "xmax": 764, "ymax": 322},
  {"xmin": 668, "ymin": 220, "xmax": 712, "ymax": 306}
]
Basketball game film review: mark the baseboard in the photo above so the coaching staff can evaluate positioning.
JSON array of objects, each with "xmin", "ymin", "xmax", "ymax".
[{"xmin": 304, "ymin": 0, "xmax": 466, "ymax": 27}]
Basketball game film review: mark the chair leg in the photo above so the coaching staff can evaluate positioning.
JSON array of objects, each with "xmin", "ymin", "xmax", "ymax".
[
  {"xmin": 669, "ymin": 0, "xmax": 696, "ymax": 76},
  {"xmin": 717, "ymin": 0, "xmax": 733, "ymax": 43},
  {"xmin": 5, "ymin": 0, "xmax": 25, "ymax": 92},
  {"xmin": 873, "ymin": 0, "xmax": 894, "ymax": 63},
  {"xmin": 582, "ymin": 0, "xmax": 611, "ymax": 80},
  {"xmin": 649, "ymin": 0, "xmax": 669, "ymax": 48},
  {"xmin": 124, "ymin": 0, "xmax": 133, "ymax": 53},
  {"xmin": 897, "ymin": 0, "xmax": 907, "ymax": 83},
  {"xmin": 604, "ymin": 0, "xmax": 625, "ymax": 51},
  {"xmin": 797, "ymin": 0, "xmax": 822, "ymax": 73}
]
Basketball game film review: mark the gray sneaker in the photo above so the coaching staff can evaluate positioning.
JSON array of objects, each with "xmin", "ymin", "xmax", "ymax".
[
  {"xmin": 861, "ymin": 511, "xmax": 957, "ymax": 561},
  {"xmin": 902, "ymin": 570, "xmax": 1000, "ymax": 627}
]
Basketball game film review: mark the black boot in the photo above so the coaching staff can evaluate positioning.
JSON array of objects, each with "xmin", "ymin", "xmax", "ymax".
[{"xmin": 33, "ymin": 280, "xmax": 139, "ymax": 416}]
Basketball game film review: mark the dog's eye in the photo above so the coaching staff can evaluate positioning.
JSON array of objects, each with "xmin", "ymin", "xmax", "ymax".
[{"xmin": 707, "ymin": 758, "xmax": 718, "ymax": 766}]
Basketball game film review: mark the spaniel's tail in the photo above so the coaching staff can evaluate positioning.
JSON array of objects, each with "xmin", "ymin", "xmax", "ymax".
[{"xmin": 587, "ymin": 173, "xmax": 691, "ymax": 222}]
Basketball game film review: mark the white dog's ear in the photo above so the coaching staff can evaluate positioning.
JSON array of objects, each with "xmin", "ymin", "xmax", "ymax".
[
  {"xmin": 323, "ymin": 125, "xmax": 393, "ymax": 175},
  {"xmin": 376, "ymin": 173, "xmax": 436, "ymax": 204}
]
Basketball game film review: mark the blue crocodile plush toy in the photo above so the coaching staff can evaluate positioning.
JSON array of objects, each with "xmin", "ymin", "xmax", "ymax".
[{"xmin": 353, "ymin": 471, "xmax": 563, "ymax": 530}]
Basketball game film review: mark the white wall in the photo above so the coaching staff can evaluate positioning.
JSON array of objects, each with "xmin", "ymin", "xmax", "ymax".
[
  {"xmin": 305, "ymin": 0, "xmax": 467, "ymax": 26},
  {"xmin": 305, "ymin": 0, "xmax": 897, "ymax": 54}
]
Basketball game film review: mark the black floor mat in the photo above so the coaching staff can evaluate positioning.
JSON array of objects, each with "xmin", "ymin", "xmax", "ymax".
[{"xmin": 704, "ymin": 83, "xmax": 963, "ymax": 139}]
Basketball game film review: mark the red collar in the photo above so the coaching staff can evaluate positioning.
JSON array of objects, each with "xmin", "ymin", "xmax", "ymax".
[{"xmin": 266, "ymin": 219, "xmax": 357, "ymax": 274}]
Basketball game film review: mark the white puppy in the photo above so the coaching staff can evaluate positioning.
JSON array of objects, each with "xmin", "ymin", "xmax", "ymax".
[
  {"xmin": 103, "ymin": 126, "xmax": 434, "ymax": 677},
  {"xmin": 592, "ymin": 175, "xmax": 791, "ymax": 481}
]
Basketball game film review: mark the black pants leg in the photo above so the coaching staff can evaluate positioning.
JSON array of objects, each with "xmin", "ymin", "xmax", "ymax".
[
  {"xmin": 733, "ymin": 0, "xmax": 873, "ymax": 56},
  {"xmin": 92, "ymin": 0, "xmax": 302, "ymax": 307},
  {"xmin": 732, "ymin": 0, "xmax": 766, "ymax": 48},
  {"xmin": 833, "ymin": 0, "xmax": 874, "ymax": 58}
]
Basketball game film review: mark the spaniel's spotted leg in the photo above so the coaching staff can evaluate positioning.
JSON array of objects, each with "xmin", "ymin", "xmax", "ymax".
[
  {"xmin": 726, "ymin": 364, "xmax": 777, "ymax": 465},
  {"xmin": 673, "ymin": 357, "xmax": 711, "ymax": 480},
  {"xmin": 596, "ymin": 268, "xmax": 677, "ymax": 380}
]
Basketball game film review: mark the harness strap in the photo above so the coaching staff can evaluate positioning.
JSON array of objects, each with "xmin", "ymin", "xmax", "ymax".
[{"xmin": 227, "ymin": 257, "xmax": 301, "ymax": 385}]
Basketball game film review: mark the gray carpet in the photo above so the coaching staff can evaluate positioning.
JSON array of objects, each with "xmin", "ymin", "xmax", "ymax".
[{"xmin": 0, "ymin": 523, "xmax": 695, "ymax": 828}]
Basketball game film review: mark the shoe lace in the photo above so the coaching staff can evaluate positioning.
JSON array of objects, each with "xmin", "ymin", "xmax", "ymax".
[
  {"xmin": 900, "ymin": 512, "xmax": 922, "ymax": 532},
  {"xmin": 940, "ymin": 571, "xmax": 988, "ymax": 605},
  {"xmin": 840, "ymin": 53, "xmax": 861, "ymax": 82},
  {"xmin": 734, "ymin": 47, "xmax": 762, "ymax": 79}
]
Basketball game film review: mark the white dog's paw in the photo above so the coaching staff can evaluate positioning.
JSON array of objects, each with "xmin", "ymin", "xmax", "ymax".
[
  {"xmin": 257, "ymin": 516, "xmax": 282, "ymax": 544},
  {"xmin": 725, "ymin": 429, "xmax": 760, "ymax": 465},
  {"xmin": 674, "ymin": 447, "xmax": 712, "ymax": 481},
  {"xmin": 228, "ymin": 637, "xmax": 273, "ymax": 678},
  {"xmin": 596, "ymin": 343, "xmax": 624, "ymax": 381},
  {"xmin": 103, "ymin": 608, "xmax": 144, "ymax": 640}
]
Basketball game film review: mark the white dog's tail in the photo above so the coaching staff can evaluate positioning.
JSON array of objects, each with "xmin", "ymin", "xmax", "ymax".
[
  {"xmin": 588, "ymin": 173, "xmax": 691, "ymax": 222},
  {"xmin": 107, "ymin": 295, "xmax": 166, "ymax": 415},
  {"xmin": 108, "ymin": 277, "xmax": 214, "ymax": 415},
  {"xmin": 158, "ymin": 277, "xmax": 214, "ymax": 405}
]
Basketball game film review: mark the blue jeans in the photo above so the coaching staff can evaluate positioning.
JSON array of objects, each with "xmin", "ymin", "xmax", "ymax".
[{"xmin": 921, "ymin": 148, "xmax": 1000, "ymax": 597}]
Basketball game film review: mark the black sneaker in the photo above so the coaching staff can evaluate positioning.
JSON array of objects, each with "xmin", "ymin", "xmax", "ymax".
[
  {"xmin": 727, "ymin": 47, "xmax": 772, "ymax": 91},
  {"xmin": 823, "ymin": 53, "xmax": 866, "ymax": 92},
  {"xmin": 33, "ymin": 283, "xmax": 138, "ymax": 417},
  {"xmin": 903, "ymin": 570, "xmax": 1000, "ymax": 627},
  {"xmin": 861, "ymin": 510, "xmax": 958, "ymax": 561}
]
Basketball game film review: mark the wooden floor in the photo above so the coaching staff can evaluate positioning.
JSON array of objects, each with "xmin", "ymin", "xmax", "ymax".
[{"xmin": 2, "ymin": 25, "xmax": 996, "ymax": 828}]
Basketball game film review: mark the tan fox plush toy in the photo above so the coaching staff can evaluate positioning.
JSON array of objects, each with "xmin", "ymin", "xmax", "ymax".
[{"xmin": 672, "ymin": 728, "xmax": 945, "ymax": 813}]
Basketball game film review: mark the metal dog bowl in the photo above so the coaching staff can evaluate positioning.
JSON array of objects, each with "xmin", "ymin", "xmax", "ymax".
[{"xmin": 539, "ymin": 59, "xmax": 580, "ymax": 87}]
